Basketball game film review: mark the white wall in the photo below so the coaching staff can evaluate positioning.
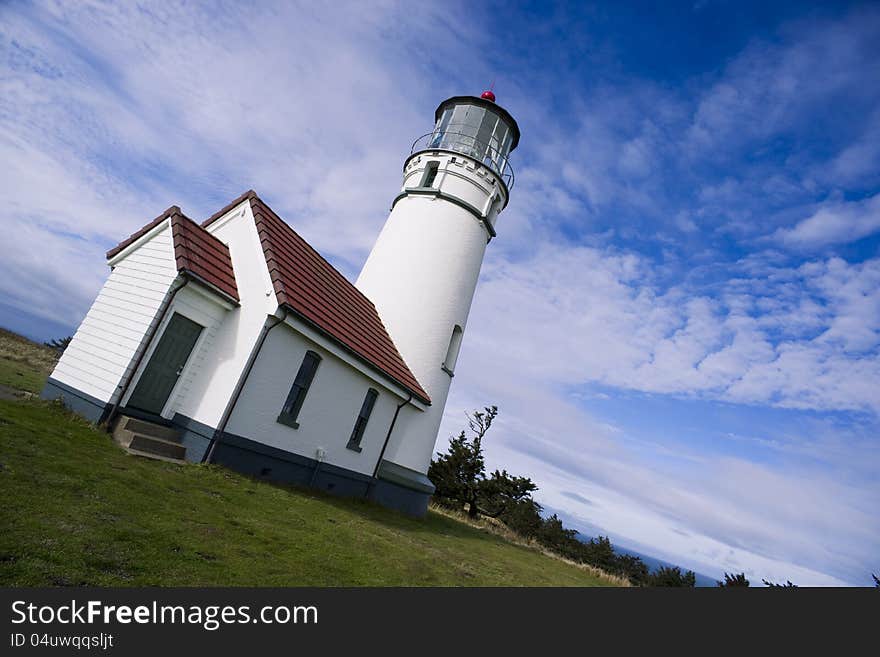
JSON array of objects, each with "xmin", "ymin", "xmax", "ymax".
[
  {"xmin": 53, "ymin": 198, "xmax": 278, "ymax": 426},
  {"xmin": 225, "ymin": 321, "xmax": 404, "ymax": 476},
  {"xmin": 356, "ymin": 150, "xmax": 503, "ymax": 474},
  {"xmin": 50, "ymin": 222, "xmax": 177, "ymax": 404},
  {"xmin": 119, "ymin": 283, "xmax": 230, "ymax": 419},
  {"xmin": 169, "ymin": 199, "xmax": 279, "ymax": 428},
  {"xmin": 403, "ymin": 152, "xmax": 506, "ymax": 226}
]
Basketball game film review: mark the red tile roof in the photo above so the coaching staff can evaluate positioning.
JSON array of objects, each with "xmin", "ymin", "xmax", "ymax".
[
  {"xmin": 204, "ymin": 190, "xmax": 431, "ymax": 404},
  {"xmin": 106, "ymin": 207, "xmax": 239, "ymax": 304},
  {"xmin": 170, "ymin": 212, "xmax": 239, "ymax": 303}
]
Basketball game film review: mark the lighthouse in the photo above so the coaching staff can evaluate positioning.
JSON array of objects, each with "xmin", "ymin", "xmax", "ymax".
[
  {"xmin": 356, "ymin": 91, "xmax": 520, "ymax": 475},
  {"xmin": 44, "ymin": 89, "xmax": 520, "ymax": 517}
]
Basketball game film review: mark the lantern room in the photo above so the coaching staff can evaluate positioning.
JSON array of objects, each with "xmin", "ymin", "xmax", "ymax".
[{"xmin": 418, "ymin": 93, "xmax": 521, "ymax": 188}]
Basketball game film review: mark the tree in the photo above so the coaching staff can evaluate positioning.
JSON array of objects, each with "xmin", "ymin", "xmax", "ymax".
[
  {"xmin": 478, "ymin": 469, "xmax": 538, "ymax": 518},
  {"xmin": 579, "ymin": 536, "xmax": 619, "ymax": 572},
  {"xmin": 428, "ymin": 407, "xmax": 492, "ymax": 516},
  {"xmin": 718, "ymin": 572, "xmax": 750, "ymax": 587},
  {"xmin": 536, "ymin": 513, "xmax": 579, "ymax": 550},
  {"xmin": 647, "ymin": 566, "xmax": 696, "ymax": 587},
  {"xmin": 873, "ymin": 573, "xmax": 879, "ymax": 588},
  {"xmin": 44, "ymin": 336, "xmax": 72, "ymax": 353},
  {"xmin": 499, "ymin": 498, "xmax": 544, "ymax": 538},
  {"xmin": 762, "ymin": 579, "xmax": 798, "ymax": 587},
  {"xmin": 617, "ymin": 554, "xmax": 650, "ymax": 586},
  {"xmin": 429, "ymin": 406, "xmax": 538, "ymax": 518}
]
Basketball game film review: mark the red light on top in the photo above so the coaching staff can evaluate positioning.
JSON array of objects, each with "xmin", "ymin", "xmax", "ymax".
[{"xmin": 480, "ymin": 90, "xmax": 496, "ymax": 102}]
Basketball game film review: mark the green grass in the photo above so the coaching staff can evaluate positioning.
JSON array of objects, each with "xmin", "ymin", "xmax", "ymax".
[
  {"xmin": 0, "ymin": 398, "xmax": 617, "ymax": 586},
  {"xmin": 0, "ymin": 328, "xmax": 57, "ymax": 394}
]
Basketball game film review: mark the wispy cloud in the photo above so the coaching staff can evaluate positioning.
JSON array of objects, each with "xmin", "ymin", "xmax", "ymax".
[
  {"xmin": 469, "ymin": 244, "xmax": 880, "ymax": 412},
  {"xmin": 774, "ymin": 193, "xmax": 880, "ymax": 248}
]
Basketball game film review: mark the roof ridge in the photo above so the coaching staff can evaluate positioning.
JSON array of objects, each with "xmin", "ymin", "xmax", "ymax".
[
  {"xmin": 202, "ymin": 191, "xmax": 379, "ymax": 313},
  {"xmin": 105, "ymin": 205, "xmax": 179, "ymax": 259},
  {"xmin": 255, "ymin": 224, "xmax": 379, "ymax": 317},
  {"xmin": 202, "ymin": 189, "xmax": 257, "ymax": 227},
  {"xmin": 248, "ymin": 196, "xmax": 382, "ymax": 313}
]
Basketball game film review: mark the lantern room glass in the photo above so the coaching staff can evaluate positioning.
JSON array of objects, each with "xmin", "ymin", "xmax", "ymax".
[{"xmin": 429, "ymin": 102, "xmax": 514, "ymax": 178}]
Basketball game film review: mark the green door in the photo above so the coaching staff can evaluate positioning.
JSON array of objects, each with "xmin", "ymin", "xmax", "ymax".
[{"xmin": 127, "ymin": 313, "xmax": 203, "ymax": 416}]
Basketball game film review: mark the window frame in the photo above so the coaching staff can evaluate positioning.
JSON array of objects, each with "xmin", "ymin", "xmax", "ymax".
[
  {"xmin": 442, "ymin": 325, "xmax": 463, "ymax": 376},
  {"xmin": 277, "ymin": 350, "xmax": 322, "ymax": 429},
  {"xmin": 346, "ymin": 388, "xmax": 379, "ymax": 452},
  {"xmin": 420, "ymin": 160, "xmax": 440, "ymax": 188}
]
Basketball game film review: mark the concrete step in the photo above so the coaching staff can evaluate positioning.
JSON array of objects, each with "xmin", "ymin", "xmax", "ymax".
[
  {"xmin": 127, "ymin": 433, "xmax": 187, "ymax": 461},
  {"xmin": 117, "ymin": 416, "xmax": 181, "ymax": 443},
  {"xmin": 126, "ymin": 447, "xmax": 187, "ymax": 465},
  {"xmin": 111, "ymin": 415, "xmax": 187, "ymax": 463}
]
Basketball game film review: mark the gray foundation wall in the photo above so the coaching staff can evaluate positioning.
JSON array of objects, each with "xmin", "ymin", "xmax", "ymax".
[
  {"xmin": 170, "ymin": 413, "xmax": 213, "ymax": 463},
  {"xmin": 37, "ymin": 377, "xmax": 433, "ymax": 517},
  {"xmin": 207, "ymin": 431, "xmax": 432, "ymax": 516},
  {"xmin": 40, "ymin": 377, "xmax": 109, "ymax": 423}
]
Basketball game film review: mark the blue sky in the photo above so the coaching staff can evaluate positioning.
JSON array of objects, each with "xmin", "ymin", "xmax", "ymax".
[{"xmin": 1, "ymin": 1, "xmax": 877, "ymax": 585}]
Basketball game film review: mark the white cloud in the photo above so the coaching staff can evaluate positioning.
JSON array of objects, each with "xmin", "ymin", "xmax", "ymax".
[
  {"xmin": 467, "ymin": 243, "xmax": 880, "ymax": 414},
  {"xmin": 774, "ymin": 193, "xmax": 880, "ymax": 248}
]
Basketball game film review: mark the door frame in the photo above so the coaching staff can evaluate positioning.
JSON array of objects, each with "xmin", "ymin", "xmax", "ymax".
[{"xmin": 121, "ymin": 307, "xmax": 208, "ymax": 420}]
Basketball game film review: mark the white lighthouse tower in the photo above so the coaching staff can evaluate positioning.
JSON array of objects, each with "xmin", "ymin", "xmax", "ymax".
[{"xmin": 356, "ymin": 90, "xmax": 520, "ymax": 475}]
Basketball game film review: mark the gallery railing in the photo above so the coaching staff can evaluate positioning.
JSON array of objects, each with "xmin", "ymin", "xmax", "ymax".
[{"xmin": 410, "ymin": 131, "xmax": 515, "ymax": 190}]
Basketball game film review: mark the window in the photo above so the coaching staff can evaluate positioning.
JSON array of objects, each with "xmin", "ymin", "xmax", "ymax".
[
  {"xmin": 421, "ymin": 161, "xmax": 440, "ymax": 188},
  {"xmin": 442, "ymin": 325, "xmax": 463, "ymax": 376},
  {"xmin": 475, "ymin": 112, "xmax": 498, "ymax": 162},
  {"xmin": 430, "ymin": 108, "xmax": 452, "ymax": 147},
  {"xmin": 347, "ymin": 388, "xmax": 379, "ymax": 452},
  {"xmin": 277, "ymin": 350, "xmax": 321, "ymax": 429}
]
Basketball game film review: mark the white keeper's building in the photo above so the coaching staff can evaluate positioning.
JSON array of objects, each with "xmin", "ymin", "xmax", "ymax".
[{"xmin": 42, "ymin": 91, "xmax": 520, "ymax": 515}]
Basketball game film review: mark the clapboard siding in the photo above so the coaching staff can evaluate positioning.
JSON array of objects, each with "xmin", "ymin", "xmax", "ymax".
[
  {"xmin": 101, "ymin": 281, "xmax": 169, "ymax": 304},
  {"xmin": 103, "ymin": 277, "xmax": 171, "ymax": 297},
  {"xmin": 65, "ymin": 328, "xmax": 138, "ymax": 360},
  {"xmin": 90, "ymin": 293, "xmax": 166, "ymax": 320},
  {"xmin": 82, "ymin": 306, "xmax": 160, "ymax": 339},
  {"xmin": 49, "ymin": 222, "xmax": 178, "ymax": 404},
  {"xmin": 53, "ymin": 359, "xmax": 123, "ymax": 395}
]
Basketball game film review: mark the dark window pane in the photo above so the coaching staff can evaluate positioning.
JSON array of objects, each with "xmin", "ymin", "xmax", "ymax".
[
  {"xmin": 443, "ymin": 325, "xmax": 463, "ymax": 374},
  {"xmin": 279, "ymin": 350, "xmax": 321, "ymax": 427},
  {"xmin": 348, "ymin": 388, "xmax": 379, "ymax": 449},
  {"xmin": 475, "ymin": 112, "xmax": 498, "ymax": 161},
  {"xmin": 422, "ymin": 161, "xmax": 439, "ymax": 188}
]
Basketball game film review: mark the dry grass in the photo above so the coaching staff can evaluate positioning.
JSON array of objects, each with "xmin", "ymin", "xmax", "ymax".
[
  {"xmin": 0, "ymin": 328, "xmax": 58, "ymax": 394},
  {"xmin": 429, "ymin": 503, "xmax": 632, "ymax": 587}
]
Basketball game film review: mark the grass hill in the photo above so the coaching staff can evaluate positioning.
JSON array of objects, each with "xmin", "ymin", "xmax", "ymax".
[{"xmin": 0, "ymin": 329, "xmax": 620, "ymax": 586}]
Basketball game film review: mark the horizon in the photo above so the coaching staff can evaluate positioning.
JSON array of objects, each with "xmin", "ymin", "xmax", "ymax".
[{"xmin": 1, "ymin": 1, "xmax": 877, "ymax": 585}]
